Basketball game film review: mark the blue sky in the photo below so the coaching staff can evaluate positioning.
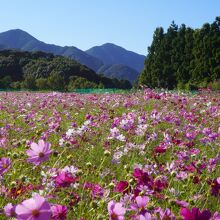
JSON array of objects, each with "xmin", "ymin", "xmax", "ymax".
[{"xmin": 0, "ymin": 0, "xmax": 219, "ymax": 55}]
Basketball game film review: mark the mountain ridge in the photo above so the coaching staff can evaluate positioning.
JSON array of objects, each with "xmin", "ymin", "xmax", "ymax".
[
  {"xmin": 86, "ymin": 43, "xmax": 145, "ymax": 73},
  {"xmin": 0, "ymin": 29, "xmax": 103, "ymax": 71},
  {"xmin": 0, "ymin": 29, "xmax": 145, "ymax": 83}
]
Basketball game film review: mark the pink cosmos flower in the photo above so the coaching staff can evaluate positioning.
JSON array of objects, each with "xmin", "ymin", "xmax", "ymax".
[
  {"xmin": 175, "ymin": 200, "xmax": 189, "ymax": 208},
  {"xmin": 26, "ymin": 140, "xmax": 52, "ymax": 165},
  {"xmin": 51, "ymin": 204, "xmax": 68, "ymax": 220},
  {"xmin": 108, "ymin": 200, "xmax": 126, "ymax": 220},
  {"xmin": 209, "ymin": 177, "xmax": 220, "ymax": 197},
  {"xmin": 213, "ymin": 212, "xmax": 220, "ymax": 220},
  {"xmin": 84, "ymin": 182, "xmax": 104, "ymax": 198},
  {"xmin": 137, "ymin": 212, "xmax": 152, "ymax": 220},
  {"xmin": 55, "ymin": 171, "xmax": 76, "ymax": 188},
  {"xmin": 133, "ymin": 168, "xmax": 151, "ymax": 186},
  {"xmin": 90, "ymin": 183, "xmax": 104, "ymax": 198},
  {"xmin": 0, "ymin": 137, "xmax": 7, "ymax": 148},
  {"xmin": 135, "ymin": 196, "xmax": 149, "ymax": 209},
  {"xmin": 180, "ymin": 207, "xmax": 211, "ymax": 220},
  {"xmin": 157, "ymin": 208, "xmax": 175, "ymax": 220},
  {"xmin": 154, "ymin": 142, "xmax": 167, "ymax": 154},
  {"xmin": 15, "ymin": 194, "xmax": 51, "ymax": 220},
  {"xmin": 4, "ymin": 203, "xmax": 16, "ymax": 218},
  {"xmin": 0, "ymin": 157, "xmax": 11, "ymax": 175},
  {"xmin": 131, "ymin": 196, "xmax": 149, "ymax": 211},
  {"xmin": 185, "ymin": 132, "xmax": 197, "ymax": 140},
  {"xmin": 114, "ymin": 181, "xmax": 130, "ymax": 194}
]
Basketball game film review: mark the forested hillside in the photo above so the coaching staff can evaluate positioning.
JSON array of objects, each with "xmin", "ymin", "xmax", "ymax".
[
  {"xmin": 0, "ymin": 30, "xmax": 145, "ymax": 83},
  {"xmin": 0, "ymin": 50, "xmax": 132, "ymax": 90},
  {"xmin": 139, "ymin": 17, "xmax": 220, "ymax": 90}
]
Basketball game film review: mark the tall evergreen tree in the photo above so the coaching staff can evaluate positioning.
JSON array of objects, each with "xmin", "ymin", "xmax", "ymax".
[{"xmin": 139, "ymin": 17, "xmax": 220, "ymax": 90}]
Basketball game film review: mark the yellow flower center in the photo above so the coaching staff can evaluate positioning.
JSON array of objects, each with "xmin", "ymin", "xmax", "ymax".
[
  {"xmin": 211, "ymin": 182, "xmax": 216, "ymax": 187},
  {"xmin": 32, "ymin": 209, "xmax": 40, "ymax": 217},
  {"xmin": 38, "ymin": 152, "xmax": 45, "ymax": 158},
  {"xmin": 111, "ymin": 213, "xmax": 118, "ymax": 220},
  {"xmin": 2, "ymin": 163, "xmax": 8, "ymax": 169}
]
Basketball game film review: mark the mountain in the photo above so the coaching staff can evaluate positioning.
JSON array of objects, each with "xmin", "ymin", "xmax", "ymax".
[
  {"xmin": 98, "ymin": 64, "xmax": 139, "ymax": 83},
  {"xmin": 0, "ymin": 49, "xmax": 132, "ymax": 90},
  {"xmin": 86, "ymin": 43, "xmax": 145, "ymax": 73},
  {"xmin": 0, "ymin": 29, "xmax": 145, "ymax": 83},
  {"xmin": 0, "ymin": 29, "xmax": 103, "ymax": 71}
]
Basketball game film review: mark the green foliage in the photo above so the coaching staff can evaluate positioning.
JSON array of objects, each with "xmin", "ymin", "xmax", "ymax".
[
  {"xmin": 48, "ymin": 71, "xmax": 65, "ymax": 91},
  {"xmin": 208, "ymin": 80, "xmax": 220, "ymax": 90},
  {"xmin": 0, "ymin": 75, "xmax": 12, "ymax": 88},
  {"xmin": 68, "ymin": 76, "xmax": 98, "ymax": 90},
  {"xmin": 10, "ymin": 81, "xmax": 22, "ymax": 89},
  {"xmin": 139, "ymin": 17, "xmax": 220, "ymax": 90},
  {"xmin": 184, "ymin": 82, "xmax": 199, "ymax": 91},
  {"xmin": 0, "ymin": 50, "xmax": 131, "ymax": 90},
  {"xmin": 35, "ymin": 78, "xmax": 49, "ymax": 90},
  {"xmin": 23, "ymin": 74, "xmax": 36, "ymax": 90}
]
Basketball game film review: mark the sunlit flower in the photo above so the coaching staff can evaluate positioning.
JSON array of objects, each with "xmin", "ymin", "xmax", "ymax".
[
  {"xmin": 108, "ymin": 200, "xmax": 126, "ymax": 220},
  {"xmin": 55, "ymin": 171, "xmax": 76, "ymax": 188},
  {"xmin": 51, "ymin": 204, "xmax": 68, "ymax": 220},
  {"xmin": 180, "ymin": 207, "xmax": 211, "ymax": 220},
  {"xmin": 4, "ymin": 203, "xmax": 16, "ymax": 218},
  {"xmin": 0, "ymin": 157, "xmax": 11, "ymax": 175},
  {"xmin": 26, "ymin": 140, "xmax": 52, "ymax": 165},
  {"xmin": 15, "ymin": 194, "xmax": 51, "ymax": 220}
]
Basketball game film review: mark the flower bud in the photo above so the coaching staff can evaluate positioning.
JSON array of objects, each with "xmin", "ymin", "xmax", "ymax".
[
  {"xmin": 10, "ymin": 181, "xmax": 16, "ymax": 187},
  {"xmin": 86, "ymin": 162, "xmax": 92, "ymax": 167},
  {"xmin": 108, "ymin": 182, "xmax": 115, "ymax": 189},
  {"xmin": 104, "ymin": 150, "xmax": 111, "ymax": 156},
  {"xmin": 12, "ymin": 153, "xmax": 18, "ymax": 159},
  {"xmin": 171, "ymin": 171, "xmax": 176, "ymax": 177}
]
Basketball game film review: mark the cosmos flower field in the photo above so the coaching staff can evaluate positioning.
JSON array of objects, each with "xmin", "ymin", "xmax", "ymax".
[{"xmin": 0, "ymin": 89, "xmax": 220, "ymax": 220}]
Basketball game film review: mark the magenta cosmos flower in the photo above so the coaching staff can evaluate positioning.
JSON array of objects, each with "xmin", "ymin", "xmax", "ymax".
[
  {"xmin": 114, "ymin": 181, "xmax": 130, "ymax": 194},
  {"xmin": 108, "ymin": 200, "xmax": 126, "ymax": 220},
  {"xmin": 0, "ymin": 157, "xmax": 11, "ymax": 175},
  {"xmin": 209, "ymin": 177, "xmax": 220, "ymax": 197},
  {"xmin": 15, "ymin": 194, "xmax": 51, "ymax": 220},
  {"xmin": 180, "ymin": 207, "xmax": 211, "ymax": 220},
  {"xmin": 26, "ymin": 140, "xmax": 52, "ymax": 165},
  {"xmin": 55, "ymin": 171, "xmax": 76, "ymax": 188},
  {"xmin": 51, "ymin": 204, "xmax": 68, "ymax": 220}
]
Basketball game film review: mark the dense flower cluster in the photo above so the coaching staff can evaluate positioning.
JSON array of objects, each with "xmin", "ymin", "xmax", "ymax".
[{"xmin": 0, "ymin": 90, "xmax": 219, "ymax": 219}]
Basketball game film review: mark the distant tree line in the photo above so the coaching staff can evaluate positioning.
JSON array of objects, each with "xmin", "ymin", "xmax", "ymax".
[
  {"xmin": 139, "ymin": 17, "xmax": 220, "ymax": 90},
  {"xmin": 0, "ymin": 50, "xmax": 132, "ymax": 91}
]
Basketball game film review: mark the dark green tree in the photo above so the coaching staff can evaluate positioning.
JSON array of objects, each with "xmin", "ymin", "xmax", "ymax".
[
  {"xmin": 48, "ymin": 71, "xmax": 65, "ymax": 91},
  {"xmin": 23, "ymin": 75, "xmax": 36, "ymax": 90},
  {"xmin": 0, "ymin": 75, "xmax": 12, "ymax": 88},
  {"xmin": 36, "ymin": 78, "xmax": 49, "ymax": 90},
  {"xmin": 139, "ymin": 17, "xmax": 220, "ymax": 90}
]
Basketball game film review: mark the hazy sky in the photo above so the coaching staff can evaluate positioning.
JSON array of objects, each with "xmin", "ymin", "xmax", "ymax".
[{"xmin": 1, "ymin": 0, "xmax": 219, "ymax": 55}]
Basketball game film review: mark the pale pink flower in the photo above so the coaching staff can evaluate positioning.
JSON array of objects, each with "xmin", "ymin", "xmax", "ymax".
[
  {"xmin": 108, "ymin": 200, "xmax": 126, "ymax": 220},
  {"xmin": 26, "ymin": 140, "xmax": 52, "ymax": 165},
  {"xmin": 15, "ymin": 194, "xmax": 51, "ymax": 220},
  {"xmin": 0, "ymin": 157, "xmax": 11, "ymax": 175}
]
